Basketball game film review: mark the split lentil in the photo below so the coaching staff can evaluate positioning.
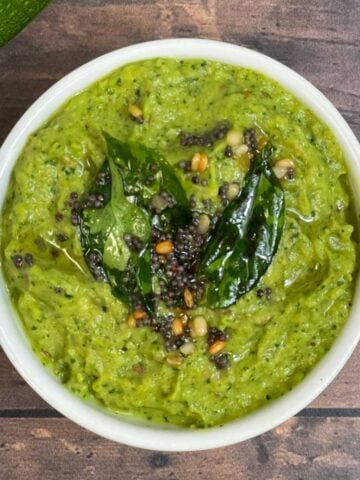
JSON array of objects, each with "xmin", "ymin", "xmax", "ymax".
[
  {"xmin": 273, "ymin": 158, "xmax": 295, "ymax": 179},
  {"xmin": 226, "ymin": 182, "xmax": 240, "ymax": 201},
  {"xmin": 226, "ymin": 130, "xmax": 243, "ymax": 147},
  {"xmin": 155, "ymin": 240, "xmax": 174, "ymax": 255},
  {"xmin": 180, "ymin": 341, "xmax": 195, "ymax": 356},
  {"xmin": 191, "ymin": 152, "xmax": 208, "ymax": 173},
  {"xmin": 191, "ymin": 315, "xmax": 208, "ymax": 337},
  {"xmin": 184, "ymin": 288, "xmax": 194, "ymax": 308},
  {"xmin": 233, "ymin": 144, "xmax": 249, "ymax": 157},
  {"xmin": 166, "ymin": 355, "xmax": 183, "ymax": 367},
  {"xmin": 208, "ymin": 339, "xmax": 227, "ymax": 355},
  {"xmin": 172, "ymin": 317, "xmax": 184, "ymax": 336},
  {"xmin": 128, "ymin": 104, "xmax": 144, "ymax": 123},
  {"xmin": 197, "ymin": 213, "xmax": 210, "ymax": 234}
]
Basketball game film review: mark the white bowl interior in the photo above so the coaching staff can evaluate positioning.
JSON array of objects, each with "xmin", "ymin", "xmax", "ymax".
[{"xmin": 0, "ymin": 39, "xmax": 359, "ymax": 451}]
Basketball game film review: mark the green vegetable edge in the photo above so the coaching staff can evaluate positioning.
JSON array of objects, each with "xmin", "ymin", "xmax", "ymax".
[{"xmin": 0, "ymin": 0, "xmax": 52, "ymax": 47}]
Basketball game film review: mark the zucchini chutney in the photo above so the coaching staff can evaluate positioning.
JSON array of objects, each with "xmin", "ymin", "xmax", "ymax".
[{"xmin": 1, "ymin": 58, "xmax": 358, "ymax": 427}]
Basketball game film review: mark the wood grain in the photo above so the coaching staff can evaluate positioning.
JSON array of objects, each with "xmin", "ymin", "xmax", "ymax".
[
  {"xmin": 0, "ymin": 0, "xmax": 359, "ymax": 476},
  {"xmin": 1, "ymin": 417, "xmax": 360, "ymax": 479},
  {"xmin": 0, "ymin": 0, "xmax": 359, "ymax": 145}
]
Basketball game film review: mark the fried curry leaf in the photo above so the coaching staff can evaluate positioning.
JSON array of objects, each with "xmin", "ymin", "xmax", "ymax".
[
  {"xmin": 135, "ymin": 244, "xmax": 154, "ymax": 313},
  {"xmin": 79, "ymin": 133, "xmax": 191, "ymax": 315},
  {"xmin": 104, "ymin": 132, "xmax": 189, "ymax": 208},
  {"xmin": 79, "ymin": 157, "xmax": 152, "ymax": 311},
  {"xmin": 82, "ymin": 158, "xmax": 150, "ymax": 270},
  {"xmin": 199, "ymin": 146, "xmax": 285, "ymax": 308},
  {"xmin": 104, "ymin": 132, "xmax": 192, "ymax": 230}
]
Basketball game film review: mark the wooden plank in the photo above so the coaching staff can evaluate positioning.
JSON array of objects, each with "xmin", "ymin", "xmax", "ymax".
[
  {"xmin": 0, "ymin": 0, "xmax": 359, "ymax": 145},
  {"xmin": 1, "ymin": 345, "xmax": 359, "ymax": 411},
  {"xmin": 0, "ymin": 417, "xmax": 359, "ymax": 479},
  {"xmin": 0, "ymin": 349, "xmax": 49, "ymax": 410}
]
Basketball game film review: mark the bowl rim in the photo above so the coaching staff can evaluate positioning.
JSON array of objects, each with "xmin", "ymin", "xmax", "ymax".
[{"xmin": 0, "ymin": 38, "xmax": 359, "ymax": 451}]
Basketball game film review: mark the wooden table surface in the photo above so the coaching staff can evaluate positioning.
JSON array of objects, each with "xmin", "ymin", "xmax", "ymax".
[{"xmin": 1, "ymin": 0, "xmax": 359, "ymax": 478}]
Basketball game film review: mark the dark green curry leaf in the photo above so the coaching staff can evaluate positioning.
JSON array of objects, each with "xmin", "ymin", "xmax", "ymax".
[
  {"xmin": 103, "ymin": 132, "xmax": 189, "ymax": 209},
  {"xmin": 157, "ymin": 204, "xmax": 192, "ymax": 231},
  {"xmin": 79, "ymin": 133, "xmax": 191, "ymax": 315},
  {"xmin": 108, "ymin": 264, "xmax": 137, "ymax": 305},
  {"xmin": 83, "ymin": 157, "xmax": 150, "ymax": 271},
  {"xmin": 106, "ymin": 244, "xmax": 155, "ymax": 315},
  {"xmin": 199, "ymin": 146, "xmax": 285, "ymax": 308},
  {"xmin": 135, "ymin": 244, "xmax": 154, "ymax": 314}
]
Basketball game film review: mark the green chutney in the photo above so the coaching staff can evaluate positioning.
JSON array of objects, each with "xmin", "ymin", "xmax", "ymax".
[{"xmin": 1, "ymin": 59, "xmax": 357, "ymax": 427}]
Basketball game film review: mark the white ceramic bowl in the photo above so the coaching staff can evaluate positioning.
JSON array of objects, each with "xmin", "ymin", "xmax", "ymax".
[{"xmin": 0, "ymin": 39, "xmax": 359, "ymax": 451}]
